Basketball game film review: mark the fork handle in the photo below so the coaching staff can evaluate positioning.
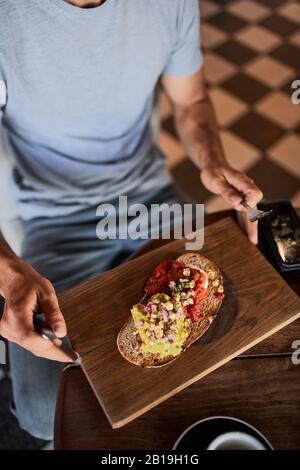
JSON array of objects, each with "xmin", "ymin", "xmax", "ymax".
[
  {"xmin": 241, "ymin": 201, "xmax": 258, "ymax": 222},
  {"xmin": 241, "ymin": 201, "xmax": 252, "ymax": 211}
]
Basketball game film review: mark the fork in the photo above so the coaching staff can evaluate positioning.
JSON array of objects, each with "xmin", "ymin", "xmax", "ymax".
[{"xmin": 241, "ymin": 201, "xmax": 273, "ymax": 223}]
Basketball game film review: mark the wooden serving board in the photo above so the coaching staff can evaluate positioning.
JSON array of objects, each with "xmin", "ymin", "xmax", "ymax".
[{"xmin": 59, "ymin": 218, "xmax": 300, "ymax": 429}]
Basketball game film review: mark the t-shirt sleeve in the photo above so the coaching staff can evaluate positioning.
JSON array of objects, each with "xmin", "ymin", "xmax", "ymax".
[{"xmin": 164, "ymin": 0, "xmax": 203, "ymax": 77}]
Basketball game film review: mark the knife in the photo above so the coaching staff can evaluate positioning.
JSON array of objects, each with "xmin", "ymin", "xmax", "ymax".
[{"xmin": 33, "ymin": 313, "xmax": 80, "ymax": 364}]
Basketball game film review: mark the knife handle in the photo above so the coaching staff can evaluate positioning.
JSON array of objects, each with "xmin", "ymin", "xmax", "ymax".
[{"xmin": 33, "ymin": 314, "xmax": 80, "ymax": 363}]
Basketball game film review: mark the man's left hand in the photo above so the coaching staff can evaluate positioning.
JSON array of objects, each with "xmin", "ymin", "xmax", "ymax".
[{"xmin": 201, "ymin": 164, "xmax": 263, "ymax": 245}]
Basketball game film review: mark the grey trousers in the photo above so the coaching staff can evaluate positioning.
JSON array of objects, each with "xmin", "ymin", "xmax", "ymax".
[{"xmin": 9, "ymin": 184, "xmax": 188, "ymax": 440}]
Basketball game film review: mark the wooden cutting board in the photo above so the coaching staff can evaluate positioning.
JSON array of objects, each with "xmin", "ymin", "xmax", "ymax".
[{"xmin": 59, "ymin": 217, "xmax": 300, "ymax": 429}]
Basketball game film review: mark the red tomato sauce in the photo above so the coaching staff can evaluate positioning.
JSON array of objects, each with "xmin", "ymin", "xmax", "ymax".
[{"xmin": 145, "ymin": 260, "xmax": 208, "ymax": 323}]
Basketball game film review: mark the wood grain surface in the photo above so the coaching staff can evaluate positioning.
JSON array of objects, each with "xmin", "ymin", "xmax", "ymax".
[
  {"xmin": 55, "ymin": 357, "xmax": 300, "ymax": 450},
  {"xmin": 59, "ymin": 217, "xmax": 300, "ymax": 428}
]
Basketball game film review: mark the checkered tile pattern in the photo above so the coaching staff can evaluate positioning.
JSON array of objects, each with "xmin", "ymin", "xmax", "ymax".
[{"xmin": 160, "ymin": 0, "xmax": 300, "ymax": 213}]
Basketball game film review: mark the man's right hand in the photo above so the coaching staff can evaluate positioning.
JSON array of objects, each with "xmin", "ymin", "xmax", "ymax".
[{"xmin": 0, "ymin": 258, "xmax": 72, "ymax": 362}]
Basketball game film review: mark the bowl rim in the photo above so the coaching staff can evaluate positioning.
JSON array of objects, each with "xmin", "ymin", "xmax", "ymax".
[{"xmin": 172, "ymin": 415, "xmax": 273, "ymax": 450}]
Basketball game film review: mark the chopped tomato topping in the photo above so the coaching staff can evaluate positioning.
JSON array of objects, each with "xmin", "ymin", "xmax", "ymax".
[
  {"xmin": 145, "ymin": 259, "xmax": 208, "ymax": 323},
  {"xmin": 145, "ymin": 260, "xmax": 185, "ymax": 296}
]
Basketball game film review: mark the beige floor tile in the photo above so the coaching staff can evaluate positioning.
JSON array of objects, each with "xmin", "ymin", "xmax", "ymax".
[
  {"xmin": 158, "ymin": 91, "xmax": 172, "ymax": 121},
  {"xmin": 256, "ymin": 92, "xmax": 300, "ymax": 129},
  {"xmin": 220, "ymin": 130, "xmax": 260, "ymax": 171},
  {"xmin": 200, "ymin": 0, "xmax": 221, "ymax": 20},
  {"xmin": 290, "ymin": 29, "xmax": 300, "ymax": 47},
  {"xmin": 269, "ymin": 134, "xmax": 300, "ymax": 179},
  {"xmin": 210, "ymin": 88, "xmax": 247, "ymax": 126},
  {"xmin": 204, "ymin": 53, "xmax": 237, "ymax": 85},
  {"xmin": 205, "ymin": 194, "xmax": 231, "ymax": 214},
  {"xmin": 228, "ymin": 0, "xmax": 270, "ymax": 22},
  {"xmin": 201, "ymin": 23, "xmax": 227, "ymax": 49},
  {"xmin": 237, "ymin": 25, "xmax": 282, "ymax": 52},
  {"xmin": 279, "ymin": 2, "xmax": 300, "ymax": 24},
  {"xmin": 291, "ymin": 189, "xmax": 300, "ymax": 207},
  {"xmin": 245, "ymin": 56, "xmax": 294, "ymax": 88},
  {"xmin": 159, "ymin": 130, "xmax": 185, "ymax": 169}
]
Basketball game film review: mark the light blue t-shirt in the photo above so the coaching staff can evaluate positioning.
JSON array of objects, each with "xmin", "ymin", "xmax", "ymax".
[{"xmin": 0, "ymin": 0, "xmax": 202, "ymax": 220}]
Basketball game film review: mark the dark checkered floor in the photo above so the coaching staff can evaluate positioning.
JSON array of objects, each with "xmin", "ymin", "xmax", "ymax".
[
  {"xmin": 160, "ymin": 0, "xmax": 300, "ymax": 212},
  {"xmin": 0, "ymin": 0, "xmax": 300, "ymax": 450}
]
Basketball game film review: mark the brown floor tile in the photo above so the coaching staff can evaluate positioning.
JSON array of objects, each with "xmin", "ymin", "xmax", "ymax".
[
  {"xmin": 269, "ymin": 133, "xmax": 300, "ymax": 179},
  {"xmin": 256, "ymin": 91, "xmax": 300, "ymax": 129},
  {"xmin": 208, "ymin": 11, "xmax": 248, "ymax": 33},
  {"xmin": 222, "ymin": 72, "xmax": 270, "ymax": 104},
  {"xmin": 228, "ymin": 0, "xmax": 270, "ymax": 22},
  {"xmin": 204, "ymin": 52, "xmax": 237, "ymax": 85},
  {"xmin": 201, "ymin": 23, "xmax": 228, "ymax": 50},
  {"xmin": 246, "ymin": 56, "xmax": 294, "ymax": 88},
  {"xmin": 271, "ymin": 43, "xmax": 300, "ymax": 69},
  {"xmin": 236, "ymin": 25, "xmax": 282, "ymax": 52},
  {"xmin": 210, "ymin": 87, "xmax": 248, "ymax": 126},
  {"xmin": 290, "ymin": 30, "xmax": 300, "ymax": 48},
  {"xmin": 220, "ymin": 130, "xmax": 261, "ymax": 171},
  {"xmin": 211, "ymin": 0, "xmax": 234, "ymax": 4},
  {"xmin": 279, "ymin": 3, "xmax": 300, "ymax": 25},
  {"xmin": 171, "ymin": 158, "xmax": 212, "ymax": 203},
  {"xmin": 159, "ymin": 130, "xmax": 185, "ymax": 169},
  {"xmin": 255, "ymin": 0, "xmax": 291, "ymax": 9},
  {"xmin": 200, "ymin": 1, "xmax": 221, "ymax": 20},
  {"xmin": 161, "ymin": 116, "xmax": 176, "ymax": 138},
  {"xmin": 247, "ymin": 158, "xmax": 300, "ymax": 200},
  {"xmin": 281, "ymin": 74, "xmax": 300, "ymax": 96},
  {"xmin": 229, "ymin": 111, "xmax": 285, "ymax": 150},
  {"xmin": 213, "ymin": 39, "xmax": 257, "ymax": 66},
  {"xmin": 260, "ymin": 14, "xmax": 299, "ymax": 37}
]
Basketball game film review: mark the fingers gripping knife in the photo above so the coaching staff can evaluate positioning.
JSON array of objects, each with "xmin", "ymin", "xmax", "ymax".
[{"xmin": 33, "ymin": 313, "xmax": 80, "ymax": 364}]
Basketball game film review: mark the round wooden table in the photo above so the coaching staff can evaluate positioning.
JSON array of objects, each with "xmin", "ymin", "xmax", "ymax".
[{"xmin": 54, "ymin": 210, "xmax": 300, "ymax": 450}]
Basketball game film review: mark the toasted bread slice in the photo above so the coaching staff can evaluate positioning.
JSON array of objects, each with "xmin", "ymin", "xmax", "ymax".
[{"xmin": 117, "ymin": 253, "xmax": 224, "ymax": 368}]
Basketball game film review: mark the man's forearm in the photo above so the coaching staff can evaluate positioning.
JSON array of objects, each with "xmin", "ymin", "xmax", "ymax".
[
  {"xmin": 162, "ymin": 69, "xmax": 263, "ymax": 244},
  {"xmin": 173, "ymin": 93, "xmax": 227, "ymax": 171}
]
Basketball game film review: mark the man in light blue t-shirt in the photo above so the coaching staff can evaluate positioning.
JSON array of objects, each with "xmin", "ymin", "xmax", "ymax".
[{"xmin": 0, "ymin": 0, "xmax": 262, "ymax": 440}]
